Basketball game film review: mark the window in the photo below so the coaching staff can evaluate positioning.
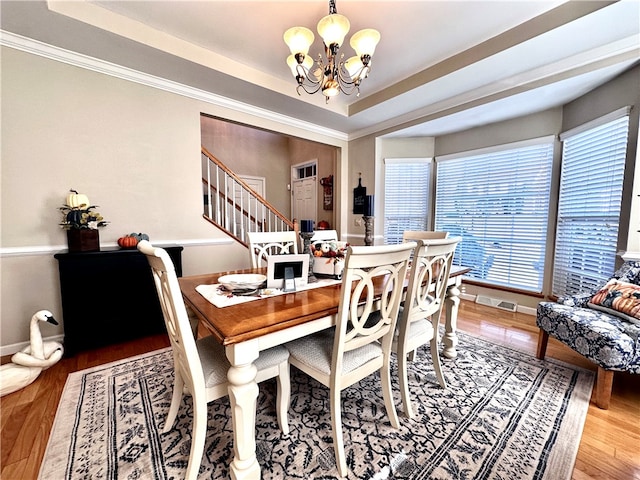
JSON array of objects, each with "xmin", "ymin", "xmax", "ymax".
[
  {"xmin": 383, "ymin": 158, "xmax": 431, "ymax": 244},
  {"xmin": 552, "ymin": 109, "xmax": 630, "ymax": 297},
  {"xmin": 435, "ymin": 138, "xmax": 554, "ymax": 291},
  {"xmin": 295, "ymin": 162, "xmax": 316, "ymax": 179}
]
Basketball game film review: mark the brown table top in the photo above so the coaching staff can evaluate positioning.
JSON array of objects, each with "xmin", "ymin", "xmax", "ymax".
[
  {"xmin": 179, "ymin": 268, "xmax": 341, "ymax": 346},
  {"xmin": 179, "ymin": 265, "xmax": 469, "ymax": 347}
]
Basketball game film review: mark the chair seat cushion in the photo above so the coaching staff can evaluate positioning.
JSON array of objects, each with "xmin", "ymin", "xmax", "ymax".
[
  {"xmin": 537, "ymin": 301, "xmax": 640, "ymax": 373},
  {"xmin": 254, "ymin": 345, "xmax": 290, "ymax": 370},
  {"xmin": 394, "ymin": 317, "xmax": 432, "ymax": 338},
  {"xmin": 197, "ymin": 336, "xmax": 231, "ymax": 387},
  {"xmin": 197, "ymin": 336, "xmax": 289, "ymax": 387},
  {"xmin": 392, "ymin": 317, "xmax": 434, "ymax": 352},
  {"xmin": 286, "ymin": 329, "xmax": 383, "ymax": 376}
]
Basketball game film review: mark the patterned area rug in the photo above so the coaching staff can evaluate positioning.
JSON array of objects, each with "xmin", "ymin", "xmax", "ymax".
[{"xmin": 39, "ymin": 331, "xmax": 594, "ymax": 480}]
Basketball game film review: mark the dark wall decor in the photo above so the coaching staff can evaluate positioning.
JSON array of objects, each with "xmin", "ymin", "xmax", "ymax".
[
  {"xmin": 321, "ymin": 175, "xmax": 333, "ymax": 210},
  {"xmin": 353, "ymin": 173, "xmax": 366, "ymax": 214}
]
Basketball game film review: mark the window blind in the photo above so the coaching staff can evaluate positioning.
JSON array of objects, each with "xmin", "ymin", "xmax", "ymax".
[
  {"xmin": 383, "ymin": 158, "xmax": 430, "ymax": 244},
  {"xmin": 435, "ymin": 140, "xmax": 553, "ymax": 291},
  {"xmin": 552, "ymin": 113, "xmax": 629, "ymax": 297}
]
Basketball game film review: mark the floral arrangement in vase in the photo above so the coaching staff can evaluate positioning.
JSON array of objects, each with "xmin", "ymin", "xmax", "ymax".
[
  {"xmin": 59, "ymin": 189, "xmax": 108, "ymax": 253},
  {"xmin": 59, "ymin": 189, "xmax": 109, "ymax": 230}
]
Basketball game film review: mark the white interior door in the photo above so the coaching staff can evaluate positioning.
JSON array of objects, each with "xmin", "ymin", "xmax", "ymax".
[{"xmin": 292, "ymin": 177, "xmax": 316, "ymax": 224}]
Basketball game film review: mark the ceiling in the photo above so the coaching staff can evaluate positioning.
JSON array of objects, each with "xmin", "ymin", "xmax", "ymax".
[{"xmin": 1, "ymin": 1, "xmax": 639, "ymax": 139}]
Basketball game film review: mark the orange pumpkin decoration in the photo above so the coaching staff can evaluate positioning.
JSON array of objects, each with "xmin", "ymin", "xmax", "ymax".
[{"xmin": 117, "ymin": 236, "xmax": 139, "ymax": 249}]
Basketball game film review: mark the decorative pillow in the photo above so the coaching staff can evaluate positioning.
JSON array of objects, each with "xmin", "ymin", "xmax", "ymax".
[{"xmin": 588, "ymin": 279, "xmax": 640, "ymax": 325}]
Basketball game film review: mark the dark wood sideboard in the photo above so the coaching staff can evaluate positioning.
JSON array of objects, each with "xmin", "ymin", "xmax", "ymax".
[{"xmin": 54, "ymin": 245, "xmax": 183, "ymax": 356}]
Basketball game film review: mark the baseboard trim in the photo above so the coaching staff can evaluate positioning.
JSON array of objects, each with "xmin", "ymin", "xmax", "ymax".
[
  {"xmin": 1, "ymin": 334, "xmax": 65, "ymax": 357},
  {"xmin": 517, "ymin": 304, "xmax": 536, "ymax": 316}
]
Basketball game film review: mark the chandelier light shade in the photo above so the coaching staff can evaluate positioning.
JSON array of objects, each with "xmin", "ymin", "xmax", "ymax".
[
  {"xmin": 283, "ymin": 27, "xmax": 315, "ymax": 57},
  {"xmin": 350, "ymin": 28, "xmax": 380, "ymax": 58},
  {"xmin": 316, "ymin": 12, "xmax": 350, "ymax": 47},
  {"xmin": 284, "ymin": 0, "xmax": 380, "ymax": 101}
]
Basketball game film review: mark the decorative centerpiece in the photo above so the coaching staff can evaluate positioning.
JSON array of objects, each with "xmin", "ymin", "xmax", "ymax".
[
  {"xmin": 59, "ymin": 189, "xmax": 109, "ymax": 252},
  {"xmin": 311, "ymin": 240, "xmax": 347, "ymax": 260},
  {"xmin": 311, "ymin": 240, "xmax": 349, "ymax": 280},
  {"xmin": 311, "ymin": 240, "xmax": 348, "ymax": 279}
]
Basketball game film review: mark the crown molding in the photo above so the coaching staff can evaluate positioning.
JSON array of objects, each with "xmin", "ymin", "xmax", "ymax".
[{"xmin": 0, "ymin": 30, "xmax": 348, "ymax": 142}]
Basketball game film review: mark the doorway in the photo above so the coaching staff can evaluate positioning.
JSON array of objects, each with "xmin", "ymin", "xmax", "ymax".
[{"xmin": 291, "ymin": 160, "xmax": 317, "ymax": 225}]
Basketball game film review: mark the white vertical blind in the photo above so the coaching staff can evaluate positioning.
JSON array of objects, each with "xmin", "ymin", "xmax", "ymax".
[
  {"xmin": 383, "ymin": 158, "xmax": 430, "ymax": 244},
  {"xmin": 552, "ymin": 113, "xmax": 629, "ymax": 297},
  {"xmin": 435, "ymin": 140, "xmax": 554, "ymax": 291}
]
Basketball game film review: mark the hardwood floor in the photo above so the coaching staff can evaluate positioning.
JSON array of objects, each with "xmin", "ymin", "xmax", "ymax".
[{"xmin": 1, "ymin": 300, "xmax": 638, "ymax": 479}]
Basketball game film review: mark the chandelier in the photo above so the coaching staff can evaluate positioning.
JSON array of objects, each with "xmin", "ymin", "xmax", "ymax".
[{"xmin": 284, "ymin": 0, "xmax": 380, "ymax": 102}]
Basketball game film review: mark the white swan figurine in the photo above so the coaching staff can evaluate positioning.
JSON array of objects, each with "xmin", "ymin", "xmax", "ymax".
[{"xmin": 1, "ymin": 310, "xmax": 64, "ymax": 397}]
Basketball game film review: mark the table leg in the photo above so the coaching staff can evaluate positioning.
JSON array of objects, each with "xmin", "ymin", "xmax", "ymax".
[
  {"xmin": 227, "ymin": 343, "xmax": 261, "ymax": 480},
  {"xmin": 442, "ymin": 277, "xmax": 461, "ymax": 359}
]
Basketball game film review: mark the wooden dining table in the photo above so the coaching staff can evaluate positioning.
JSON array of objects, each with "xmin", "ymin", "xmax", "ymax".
[{"xmin": 179, "ymin": 265, "xmax": 469, "ymax": 480}]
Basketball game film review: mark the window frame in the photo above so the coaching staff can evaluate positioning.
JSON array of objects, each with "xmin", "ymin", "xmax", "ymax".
[
  {"xmin": 382, "ymin": 157, "xmax": 433, "ymax": 245},
  {"xmin": 434, "ymin": 136, "xmax": 555, "ymax": 292},
  {"xmin": 551, "ymin": 107, "xmax": 630, "ymax": 297}
]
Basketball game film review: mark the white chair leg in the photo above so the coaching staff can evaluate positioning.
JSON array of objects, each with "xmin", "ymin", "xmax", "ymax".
[
  {"xmin": 430, "ymin": 337, "xmax": 447, "ymax": 389},
  {"xmin": 397, "ymin": 346, "xmax": 414, "ymax": 419},
  {"xmin": 330, "ymin": 388, "xmax": 348, "ymax": 478},
  {"xmin": 275, "ymin": 360, "xmax": 290, "ymax": 435},
  {"xmin": 185, "ymin": 395, "xmax": 208, "ymax": 480},
  {"xmin": 163, "ymin": 372, "xmax": 185, "ymax": 433},
  {"xmin": 407, "ymin": 349, "xmax": 417, "ymax": 362},
  {"xmin": 381, "ymin": 359, "xmax": 400, "ymax": 428}
]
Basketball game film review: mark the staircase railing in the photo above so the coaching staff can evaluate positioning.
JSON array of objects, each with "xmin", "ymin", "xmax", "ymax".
[{"xmin": 201, "ymin": 147, "xmax": 296, "ymax": 246}]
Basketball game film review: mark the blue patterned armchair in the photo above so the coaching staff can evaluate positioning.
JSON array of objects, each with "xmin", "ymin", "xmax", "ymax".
[{"xmin": 536, "ymin": 260, "xmax": 640, "ymax": 409}]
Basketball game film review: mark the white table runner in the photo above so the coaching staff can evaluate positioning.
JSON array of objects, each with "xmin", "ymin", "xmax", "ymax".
[{"xmin": 197, "ymin": 277, "xmax": 341, "ymax": 308}]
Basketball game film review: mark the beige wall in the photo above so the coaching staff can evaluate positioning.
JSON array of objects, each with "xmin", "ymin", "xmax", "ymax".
[
  {"xmin": 344, "ymin": 135, "xmax": 376, "ymax": 244},
  {"xmin": 0, "ymin": 47, "xmax": 346, "ymax": 351},
  {"xmin": 341, "ymin": 135, "xmax": 437, "ymax": 244},
  {"xmin": 434, "ymin": 108, "xmax": 563, "ymax": 157},
  {"xmin": 200, "ymin": 117, "xmax": 339, "ymax": 227},
  {"xmin": 201, "ymin": 116, "xmax": 291, "ymax": 216},
  {"xmin": 287, "ymin": 137, "xmax": 338, "ymax": 229}
]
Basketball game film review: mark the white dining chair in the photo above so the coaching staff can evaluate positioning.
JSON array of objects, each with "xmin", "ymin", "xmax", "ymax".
[
  {"xmin": 398, "ymin": 230, "xmax": 449, "ymax": 346},
  {"xmin": 399, "ymin": 230, "xmax": 451, "ymax": 355},
  {"xmin": 137, "ymin": 240, "xmax": 291, "ymax": 480},
  {"xmin": 285, "ymin": 242, "xmax": 416, "ymax": 478},
  {"xmin": 393, "ymin": 236, "xmax": 461, "ymax": 419},
  {"xmin": 247, "ymin": 230, "xmax": 299, "ymax": 268},
  {"xmin": 402, "ymin": 230, "xmax": 448, "ymax": 242}
]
